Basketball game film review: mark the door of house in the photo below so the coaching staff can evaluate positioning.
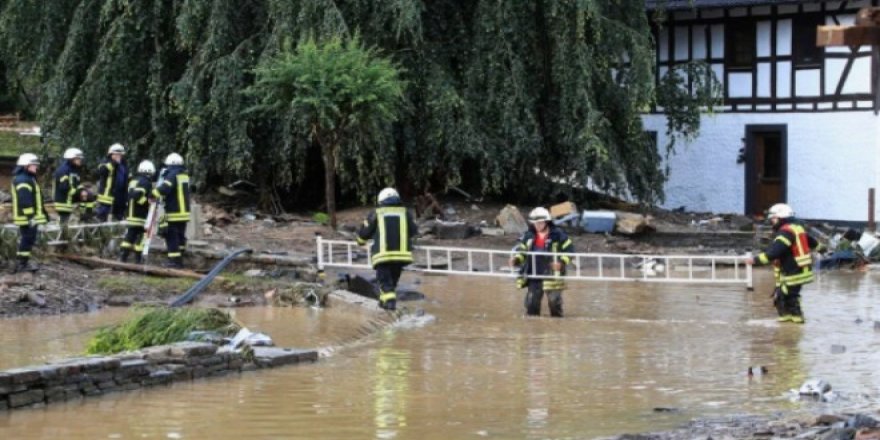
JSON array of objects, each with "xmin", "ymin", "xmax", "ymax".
[{"xmin": 745, "ymin": 125, "xmax": 787, "ymax": 217}]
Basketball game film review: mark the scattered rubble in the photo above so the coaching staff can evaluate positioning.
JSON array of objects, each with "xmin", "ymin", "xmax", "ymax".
[{"xmin": 495, "ymin": 205, "xmax": 528, "ymax": 235}]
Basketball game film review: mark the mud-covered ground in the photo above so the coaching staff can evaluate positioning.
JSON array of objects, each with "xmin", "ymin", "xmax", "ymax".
[{"xmin": 0, "ymin": 199, "xmax": 759, "ymax": 318}]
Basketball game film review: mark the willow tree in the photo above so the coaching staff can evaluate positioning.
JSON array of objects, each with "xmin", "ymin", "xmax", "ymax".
[
  {"xmin": 1, "ymin": 0, "xmax": 716, "ymax": 210},
  {"xmin": 248, "ymin": 36, "xmax": 405, "ymax": 228}
]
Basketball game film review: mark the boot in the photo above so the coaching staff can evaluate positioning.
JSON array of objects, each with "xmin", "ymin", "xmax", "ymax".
[
  {"xmin": 14, "ymin": 257, "xmax": 38, "ymax": 273},
  {"xmin": 134, "ymin": 253, "xmax": 143, "ymax": 265},
  {"xmin": 378, "ymin": 291, "xmax": 397, "ymax": 311},
  {"xmin": 119, "ymin": 248, "xmax": 130, "ymax": 263},
  {"xmin": 163, "ymin": 257, "xmax": 183, "ymax": 269}
]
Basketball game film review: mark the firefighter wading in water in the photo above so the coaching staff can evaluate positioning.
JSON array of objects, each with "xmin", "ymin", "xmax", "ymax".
[
  {"xmin": 356, "ymin": 188, "xmax": 418, "ymax": 311},
  {"xmin": 509, "ymin": 207, "xmax": 575, "ymax": 317},
  {"xmin": 746, "ymin": 203, "xmax": 819, "ymax": 324}
]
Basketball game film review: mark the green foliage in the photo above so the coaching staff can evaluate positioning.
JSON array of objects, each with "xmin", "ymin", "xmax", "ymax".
[
  {"xmin": 0, "ymin": 0, "xmax": 716, "ymax": 207},
  {"xmin": 0, "ymin": 131, "xmax": 39, "ymax": 157},
  {"xmin": 312, "ymin": 212, "xmax": 330, "ymax": 225},
  {"xmin": 85, "ymin": 307, "xmax": 238, "ymax": 355}
]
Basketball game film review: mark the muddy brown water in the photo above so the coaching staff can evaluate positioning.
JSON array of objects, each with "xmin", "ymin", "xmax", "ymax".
[{"xmin": 1, "ymin": 270, "xmax": 879, "ymax": 439}]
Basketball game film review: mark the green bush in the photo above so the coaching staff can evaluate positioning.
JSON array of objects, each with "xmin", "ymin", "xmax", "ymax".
[{"xmin": 85, "ymin": 307, "xmax": 239, "ymax": 354}]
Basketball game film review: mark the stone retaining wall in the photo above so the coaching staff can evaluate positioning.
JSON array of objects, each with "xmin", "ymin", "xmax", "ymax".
[{"xmin": 0, "ymin": 342, "xmax": 317, "ymax": 411}]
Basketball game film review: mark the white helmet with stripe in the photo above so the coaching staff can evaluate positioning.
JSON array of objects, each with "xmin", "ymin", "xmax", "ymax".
[
  {"xmin": 107, "ymin": 143, "xmax": 125, "ymax": 155},
  {"xmin": 377, "ymin": 187, "xmax": 399, "ymax": 204}
]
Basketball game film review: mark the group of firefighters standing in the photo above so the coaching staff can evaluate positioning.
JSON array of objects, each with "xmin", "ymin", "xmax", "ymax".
[
  {"xmin": 10, "ymin": 144, "xmax": 192, "ymax": 273},
  {"xmin": 355, "ymin": 188, "xmax": 817, "ymax": 322}
]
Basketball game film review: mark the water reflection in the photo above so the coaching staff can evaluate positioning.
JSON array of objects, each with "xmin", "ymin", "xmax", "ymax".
[
  {"xmin": 0, "ymin": 270, "xmax": 878, "ymax": 438},
  {"xmin": 373, "ymin": 335, "xmax": 411, "ymax": 439}
]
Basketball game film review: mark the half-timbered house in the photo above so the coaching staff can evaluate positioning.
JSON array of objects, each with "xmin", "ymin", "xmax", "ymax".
[{"xmin": 643, "ymin": 0, "xmax": 880, "ymax": 222}]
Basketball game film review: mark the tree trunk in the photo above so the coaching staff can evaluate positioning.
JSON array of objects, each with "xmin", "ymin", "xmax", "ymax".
[{"xmin": 322, "ymin": 143, "xmax": 337, "ymax": 229}]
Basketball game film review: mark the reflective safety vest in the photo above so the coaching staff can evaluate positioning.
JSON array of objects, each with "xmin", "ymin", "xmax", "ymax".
[
  {"xmin": 778, "ymin": 223, "xmax": 813, "ymax": 268},
  {"xmin": 356, "ymin": 205, "xmax": 415, "ymax": 267},
  {"xmin": 126, "ymin": 175, "xmax": 153, "ymax": 227},
  {"xmin": 153, "ymin": 167, "xmax": 191, "ymax": 223},
  {"xmin": 53, "ymin": 160, "xmax": 83, "ymax": 213},
  {"xmin": 11, "ymin": 170, "xmax": 48, "ymax": 226},
  {"xmin": 96, "ymin": 160, "xmax": 118, "ymax": 205},
  {"xmin": 513, "ymin": 226, "xmax": 574, "ymax": 291},
  {"xmin": 760, "ymin": 223, "xmax": 814, "ymax": 286}
]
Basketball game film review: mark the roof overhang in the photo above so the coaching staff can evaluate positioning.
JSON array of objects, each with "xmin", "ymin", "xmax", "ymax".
[{"xmin": 646, "ymin": 0, "xmax": 819, "ymax": 11}]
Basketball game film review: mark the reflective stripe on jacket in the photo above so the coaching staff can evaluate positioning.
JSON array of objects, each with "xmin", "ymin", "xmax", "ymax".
[
  {"xmin": 126, "ymin": 175, "xmax": 153, "ymax": 226},
  {"xmin": 11, "ymin": 168, "xmax": 47, "ymax": 226},
  {"xmin": 53, "ymin": 160, "xmax": 83, "ymax": 213},
  {"xmin": 757, "ymin": 220, "xmax": 816, "ymax": 286},
  {"xmin": 513, "ymin": 225, "xmax": 574, "ymax": 290},
  {"xmin": 152, "ymin": 166, "xmax": 191, "ymax": 223},
  {"xmin": 356, "ymin": 204, "xmax": 417, "ymax": 267}
]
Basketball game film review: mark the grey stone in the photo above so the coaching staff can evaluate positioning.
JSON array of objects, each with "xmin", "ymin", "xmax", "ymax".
[
  {"xmin": 199, "ymin": 355, "xmax": 225, "ymax": 367},
  {"xmin": 821, "ymin": 428, "xmax": 856, "ymax": 440},
  {"xmin": 0, "ymin": 373, "xmax": 10, "ymax": 386},
  {"xmin": 0, "ymin": 384, "xmax": 27, "ymax": 395},
  {"xmin": 434, "ymin": 221, "xmax": 470, "ymax": 239},
  {"xmin": 244, "ymin": 269, "xmax": 265, "ymax": 277},
  {"xmin": 8, "ymin": 390, "xmax": 45, "ymax": 408},
  {"xmin": 44, "ymin": 386, "xmax": 64, "ymax": 401},
  {"xmin": 191, "ymin": 367, "xmax": 209, "ymax": 379},
  {"xmin": 228, "ymin": 359, "xmax": 244, "ymax": 371},
  {"xmin": 496, "ymin": 205, "xmax": 528, "ymax": 235},
  {"xmin": 5, "ymin": 368, "xmax": 41, "ymax": 385},
  {"xmin": 241, "ymin": 363, "xmax": 258, "ymax": 372},
  {"xmin": 0, "ymin": 400, "xmax": 7, "ymax": 411},
  {"xmin": 847, "ymin": 414, "xmax": 879, "ymax": 429},
  {"xmin": 168, "ymin": 342, "xmax": 217, "ymax": 358},
  {"xmin": 140, "ymin": 346, "xmax": 172, "ymax": 359},
  {"xmin": 87, "ymin": 371, "xmax": 114, "ymax": 383},
  {"xmin": 831, "ymin": 344, "xmax": 847, "ymax": 354},
  {"xmin": 253, "ymin": 347, "xmax": 318, "ymax": 368},
  {"xmin": 97, "ymin": 381, "xmax": 117, "ymax": 391},
  {"xmin": 144, "ymin": 371, "xmax": 173, "ymax": 386}
]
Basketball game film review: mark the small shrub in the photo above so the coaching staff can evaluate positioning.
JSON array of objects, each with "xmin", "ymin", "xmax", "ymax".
[{"xmin": 85, "ymin": 307, "xmax": 239, "ymax": 354}]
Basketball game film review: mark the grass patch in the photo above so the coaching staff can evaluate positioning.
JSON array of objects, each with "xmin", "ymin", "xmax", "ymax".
[
  {"xmin": 97, "ymin": 275, "xmax": 194, "ymax": 296},
  {"xmin": 85, "ymin": 307, "xmax": 239, "ymax": 354},
  {"xmin": 0, "ymin": 131, "xmax": 40, "ymax": 157}
]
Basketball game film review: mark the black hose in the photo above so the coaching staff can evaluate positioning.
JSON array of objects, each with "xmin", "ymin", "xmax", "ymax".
[{"xmin": 169, "ymin": 248, "xmax": 253, "ymax": 307}]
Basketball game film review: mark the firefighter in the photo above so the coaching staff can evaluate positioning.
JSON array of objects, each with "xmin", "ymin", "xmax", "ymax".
[
  {"xmin": 52, "ymin": 148, "xmax": 88, "ymax": 225},
  {"xmin": 746, "ymin": 203, "xmax": 819, "ymax": 324},
  {"xmin": 356, "ymin": 187, "xmax": 418, "ymax": 311},
  {"xmin": 11, "ymin": 153, "xmax": 48, "ymax": 273},
  {"xmin": 152, "ymin": 153, "xmax": 190, "ymax": 268},
  {"xmin": 95, "ymin": 143, "xmax": 128, "ymax": 222},
  {"xmin": 509, "ymin": 207, "xmax": 575, "ymax": 317},
  {"xmin": 119, "ymin": 160, "xmax": 156, "ymax": 264}
]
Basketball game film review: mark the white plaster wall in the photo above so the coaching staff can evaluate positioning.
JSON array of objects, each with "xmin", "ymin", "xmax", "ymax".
[{"xmin": 642, "ymin": 112, "xmax": 880, "ymax": 221}]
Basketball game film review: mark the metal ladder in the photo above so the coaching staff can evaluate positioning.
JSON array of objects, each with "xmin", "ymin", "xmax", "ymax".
[
  {"xmin": 316, "ymin": 236, "xmax": 754, "ymax": 289},
  {"xmin": 1, "ymin": 222, "xmax": 124, "ymax": 246}
]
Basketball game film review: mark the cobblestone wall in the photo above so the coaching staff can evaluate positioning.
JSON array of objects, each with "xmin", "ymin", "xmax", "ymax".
[{"xmin": 0, "ymin": 342, "xmax": 317, "ymax": 411}]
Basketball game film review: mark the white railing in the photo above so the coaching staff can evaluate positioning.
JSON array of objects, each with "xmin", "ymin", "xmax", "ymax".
[{"xmin": 316, "ymin": 236, "xmax": 753, "ymax": 289}]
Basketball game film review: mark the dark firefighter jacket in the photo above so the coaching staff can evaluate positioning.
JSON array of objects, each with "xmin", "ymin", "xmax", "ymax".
[
  {"xmin": 53, "ymin": 160, "xmax": 85, "ymax": 213},
  {"xmin": 11, "ymin": 166, "xmax": 48, "ymax": 226},
  {"xmin": 125, "ymin": 175, "xmax": 154, "ymax": 227},
  {"xmin": 755, "ymin": 219, "xmax": 818, "ymax": 286},
  {"xmin": 356, "ymin": 200, "xmax": 418, "ymax": 267},
  {"xmin": 96, "ymin": 158, "xmax": 128, "ymax": 206},
  {"xmin": 152, "ymin": 166, "xmax": 191, "ymax": 223},
  {"xmin": 513, "ymin": 224, "xmax": 575, "ymax": 290}
]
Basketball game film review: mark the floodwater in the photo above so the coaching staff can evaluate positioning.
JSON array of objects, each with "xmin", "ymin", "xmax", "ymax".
[{"xmin": 1, "ymin": 269, "xmax": 880, "ymax": 439}]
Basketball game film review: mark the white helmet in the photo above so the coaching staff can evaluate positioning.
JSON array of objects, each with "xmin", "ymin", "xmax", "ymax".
[
  {"xmin": 63, "ymin": 148, "xmax": 84, "ymax": 160},
  {"xmin": 528, "ymin": 207, "xmax": 552, "ymax": 223},
  {"xmin": 16, "ymin": 153, "xmax": 39, "ymax": 167},
  {"xmin": 107, "ymin": 143, "xmax": 125, "ymax": 155},
  {"xmin": 767, "ymin": 203, "xmax": 794, "ymax": 220},
  {"xmin": 164, "ymin": 153, "xmax": 184, "ymax": 166},
  {"xmin": 377, "ymin": 187, "xmax": 399, "ymax": 204},
  {"xmin": 137, "ymin": 160, "xmax": 156, "ymax": 175}
]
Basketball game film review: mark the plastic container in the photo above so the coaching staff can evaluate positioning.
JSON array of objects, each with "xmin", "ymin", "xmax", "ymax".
[{"xmin": 581, "ymin": 210, "xmax": 616, "ymax": 233}]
